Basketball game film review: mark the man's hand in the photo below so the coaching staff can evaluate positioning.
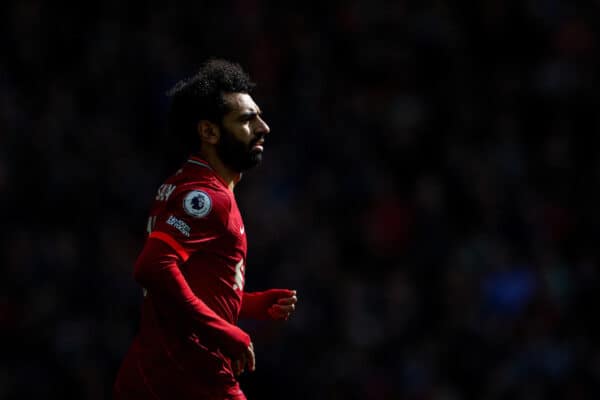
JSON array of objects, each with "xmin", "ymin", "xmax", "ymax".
[
  {"xmin": 233, "ymin": 342, "xmax": 256, "ymax": 376},
  {"xmin": 267, "ymin": 291, "xmax": 298, "ymax": 320},
  {"xmin": 240, "ymin": 289, "xmax": 298, "ymax": 320}
]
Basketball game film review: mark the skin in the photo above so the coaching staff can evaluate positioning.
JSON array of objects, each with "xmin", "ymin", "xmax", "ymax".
[
  {"xmin": 195, "ymin": 92, "xmax": 298, "ymax": 375},
  {"xmin": 269, "ymin": 292, "xmax": 298, "ymax": 320},
  {"xmin": 197, "ymin": 92, "xmax": 270, "ymax": 192},
  {"xmin": 232, "ymin": 293, "xmax": 298, "ymax": 375}
]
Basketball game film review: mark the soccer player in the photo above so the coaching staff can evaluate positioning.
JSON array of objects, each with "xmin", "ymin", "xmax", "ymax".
[{"xmin": 114, "ymin": 59, "xmax": 298, "ymax": 400}]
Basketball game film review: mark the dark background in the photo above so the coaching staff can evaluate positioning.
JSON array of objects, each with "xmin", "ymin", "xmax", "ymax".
[{"xmin": 2, "ymin": 1, "xmax": 600, "ymax": 399}]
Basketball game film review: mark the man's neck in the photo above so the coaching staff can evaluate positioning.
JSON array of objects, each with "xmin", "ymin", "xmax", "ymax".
[{"xmin": 198, "ymin": 150, "xmax": 242, "ymax": 192}]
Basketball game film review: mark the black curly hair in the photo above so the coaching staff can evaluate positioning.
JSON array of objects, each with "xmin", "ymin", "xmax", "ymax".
[{"xmin": 166, "ymin": 59, "xmax": 255, "ymax": 148}]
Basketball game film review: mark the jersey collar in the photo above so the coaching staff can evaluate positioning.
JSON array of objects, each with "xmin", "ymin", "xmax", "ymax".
[
  {"xmin": 187, "ymin": 155, "xmax": 213, "ymax": 170},
  {"xmin": 186, "ymin": 155, "xmax": 231, "ymax": 190}
]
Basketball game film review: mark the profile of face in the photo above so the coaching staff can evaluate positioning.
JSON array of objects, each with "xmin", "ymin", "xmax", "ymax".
[{"xmin": 216, "ymin": 93, "xmax": 270, "ymax": 172}]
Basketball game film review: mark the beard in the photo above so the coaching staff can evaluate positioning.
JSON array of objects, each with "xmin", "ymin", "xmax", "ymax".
[{"xmin": 216, "ymin": 123, "xmax": 264, "ymax": 172}]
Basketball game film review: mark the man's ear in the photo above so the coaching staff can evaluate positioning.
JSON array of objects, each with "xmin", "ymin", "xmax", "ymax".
[{"xmin": 197, "ymin": 120, "xmax": 220, "ymax": 145}]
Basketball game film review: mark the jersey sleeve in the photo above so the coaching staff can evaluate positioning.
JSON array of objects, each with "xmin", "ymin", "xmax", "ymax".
[
  {"xmin": 148, "ymin": 186, "xmax": 230, "ymax": 261},
  {"xmin": 133, "ymin": 238, "xmax": 251, "ymax": 357}
]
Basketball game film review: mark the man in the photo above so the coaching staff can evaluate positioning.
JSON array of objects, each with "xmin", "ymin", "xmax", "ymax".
[{"xmin": 114, "ymin": 59, "xmax": 298, "ymax": 400}]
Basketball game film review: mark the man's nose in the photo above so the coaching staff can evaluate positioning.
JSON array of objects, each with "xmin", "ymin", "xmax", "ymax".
[{"xmin": 257, "ymin": 116, "xmax": 270, "ymax": 135}]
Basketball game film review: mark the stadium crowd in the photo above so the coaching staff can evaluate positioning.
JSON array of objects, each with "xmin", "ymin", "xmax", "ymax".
[{"xmin": 1, "ymin": 0, "xmax": 599, "ymax": 399}]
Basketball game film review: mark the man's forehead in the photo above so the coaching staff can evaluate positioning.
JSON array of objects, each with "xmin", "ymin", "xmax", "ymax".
[{"xmin": 223, "ymin": 92, "xmax": 260, "ymax": 113}]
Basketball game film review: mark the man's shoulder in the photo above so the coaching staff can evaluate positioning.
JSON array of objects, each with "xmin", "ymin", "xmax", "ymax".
[
  {"xmin": 162, "ymin": 163, "xmax": 225, "ymax": 195},
  {"xmin": 155, "ymin": 171, "xmax": 230, "ymax": 220}
]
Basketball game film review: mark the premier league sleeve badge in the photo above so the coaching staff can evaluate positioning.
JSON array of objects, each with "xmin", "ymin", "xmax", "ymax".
[{"xmin": 183, "ymin": 190, "xmax": 212, "ymax": 218}]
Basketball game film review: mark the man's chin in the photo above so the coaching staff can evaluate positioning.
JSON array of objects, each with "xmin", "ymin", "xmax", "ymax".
[
  {"xmin": 246, "ymin": 154, "xmax": 263, "ymax": 170},
  {"xmin": 230, "ymin": 153, "xmax": 262, "ymax": 172},
  {"xmin": 249, "ymin": 149, "xmax": 263, "ymax": 164}
]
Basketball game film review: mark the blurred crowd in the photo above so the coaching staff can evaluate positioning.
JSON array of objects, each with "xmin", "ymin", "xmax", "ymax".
[{"xmin": 2, "ymin": 0, "xmax": 600, "ymax": 399}]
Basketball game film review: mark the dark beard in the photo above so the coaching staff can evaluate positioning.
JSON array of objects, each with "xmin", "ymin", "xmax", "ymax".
[{"xmin": 216, "ymin": 123, "xmax": 263, "ymax": 172}]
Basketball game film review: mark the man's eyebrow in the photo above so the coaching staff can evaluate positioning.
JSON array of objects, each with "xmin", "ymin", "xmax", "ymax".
[{"xmin": 238, "ymin": 109, "xmax": 262, "ymax": 118}]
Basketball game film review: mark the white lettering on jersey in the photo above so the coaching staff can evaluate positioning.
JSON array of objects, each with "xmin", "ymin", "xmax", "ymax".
[
  {"xmin": 146, "ymin": 216, "xmax": 157, "ymax": 234},
  {"xmin": 155, "ymin": 184, "xmax": 176, "ymax": 201},
  {"xmin": 232, "ymin": 259, "xmax": 245, "ymax": 291},
  {"xmin": 166, "ymin": 215, "xmax": 191, "ymax": 237}
]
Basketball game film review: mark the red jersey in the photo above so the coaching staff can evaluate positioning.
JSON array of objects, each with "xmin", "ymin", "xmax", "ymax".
[{"xmin": 114, "ymin": 155, "xmax": 249, "ymax": 400}]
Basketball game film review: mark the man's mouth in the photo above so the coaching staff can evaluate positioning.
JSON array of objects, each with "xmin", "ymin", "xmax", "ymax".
[{"xmin": 251, "ymin": 139, "xmax": 264, "ymax": 152}]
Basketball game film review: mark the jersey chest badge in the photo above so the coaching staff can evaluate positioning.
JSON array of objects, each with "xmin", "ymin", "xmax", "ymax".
[{"xmin": 183, "ymin": 190, "xmax": 212, "ymax": 218}]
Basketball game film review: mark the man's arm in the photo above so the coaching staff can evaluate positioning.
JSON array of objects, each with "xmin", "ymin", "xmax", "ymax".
[
  {"xmin": 133, "ymin": 237, "xmax": 250, "ymax": 358},
  {"xmin": 240, "ymin": 289, "xmax": 298, "ymax": 320}
]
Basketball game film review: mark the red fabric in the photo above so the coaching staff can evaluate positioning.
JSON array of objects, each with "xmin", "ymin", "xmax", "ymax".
[
  {"xmin": 114, "ymin": 155, "xmax": 251, "ymax": 399},
  {"xmin": 240, "ymin": 289, "xmax": 296, "ymax": 320},
  {"xmin": 149, "ymin": 231, "xmax": 190, "ymax": 261},
  {"xmin": 147, "ymin": 157, "xmax": 248, "ymax": 324},
  {"xmin": 133, "ymin": 238, "xmax": 250, "ymax": 355}
]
